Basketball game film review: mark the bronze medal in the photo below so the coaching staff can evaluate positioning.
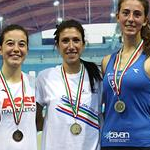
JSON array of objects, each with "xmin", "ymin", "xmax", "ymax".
[
  {"xmin": 12, "ymin": 130, "xmax": 23, "ymax": 142},
  {"xmin": 114, "ymin": 101, "xmax": 125, "ymax": 113},
  {"xmin": 113, "ymin": 41, "xmax": 143, "ymax": 114},
  {"xmin": 0, "ymin": 72, "xmax": 25, "ymax": 142},
  {"xmin": 70, "ymin": 123, "xmax": 82, "ymax": 135}
]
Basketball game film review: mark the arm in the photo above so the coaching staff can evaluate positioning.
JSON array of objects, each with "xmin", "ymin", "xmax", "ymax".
[
  {"xmin": 144, "ymin": 56, "xmax": 150, "ymax": 78},
  {"xmin": 36, "ymin": 102, "xmax": 44, "ymax": 131},
  {"xmin": 101, "ymin": 55, "xmax": 111, "ymax": 119},
  {"xmin": 101, "ymin": 55, "xmax": 111, "ymax": 77}
]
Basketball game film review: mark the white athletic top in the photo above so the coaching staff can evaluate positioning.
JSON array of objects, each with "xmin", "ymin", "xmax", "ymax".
[
  {"xmin": 0, "ymin": 72, "xmax": 37, "ymax": 150},
  {"xmin": 36, "ymin": 65, "xmax": 102, "ymax": 150}
]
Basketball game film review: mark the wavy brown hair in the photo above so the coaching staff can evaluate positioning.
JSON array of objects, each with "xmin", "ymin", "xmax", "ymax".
[{"xmin": 118, "ymin": 0, "xmax": 150, "ymax": 56}]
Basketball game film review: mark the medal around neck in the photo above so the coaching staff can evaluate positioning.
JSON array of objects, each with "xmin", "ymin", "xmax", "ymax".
[
  {"xmin": 113, "ymin": 40, "xmax": 143, "ymax": 113},
  {"xmin": 0, "ymin": 72, "xmax": 25, "ymax": 141},
  {"xmin": 12, "ymin": 129, "xmax": 23, "ymax": 142},
  {"xmin": 70, "ymin": 123, "xmax": 82, "ymax": 135},
  {"xmin": 114, "ymin": 100, "xmax": 126, "ymax": 113}
]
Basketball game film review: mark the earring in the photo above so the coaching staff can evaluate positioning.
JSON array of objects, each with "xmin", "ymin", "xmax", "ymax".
[{"xmin": 142, "ymin": 23, "xmax": 147, "ymax": 26}]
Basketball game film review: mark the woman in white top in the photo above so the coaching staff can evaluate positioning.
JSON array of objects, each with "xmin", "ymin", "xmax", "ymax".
[
  {"xmin": 36, "ymin": 19, "xmax": 102, "ymax": 150},
  {"xmin": 0, "ymin": 24, "xmax": 37, "ymax": 150}
]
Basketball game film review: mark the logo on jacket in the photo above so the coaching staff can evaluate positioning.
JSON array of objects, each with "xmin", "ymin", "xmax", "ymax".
[
  {"xmin": 105, "ymin": 131, "xmax": 130, "ymax": 143},
  {"xmin": 107, "ymin": 73, "xmax": 116, "ymax": 95}
]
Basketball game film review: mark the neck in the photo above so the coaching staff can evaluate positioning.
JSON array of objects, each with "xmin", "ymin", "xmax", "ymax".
[
  {"xmin": 1, "ymin": 66, "xmax": 22, "ymax": 83},
  {"xmin": 63, "ymin": 62, "xmax": 81, "ymax": 74},
  {"xmin": 122, "ymin": 37, "xmax": 142, "ymax": 53}
]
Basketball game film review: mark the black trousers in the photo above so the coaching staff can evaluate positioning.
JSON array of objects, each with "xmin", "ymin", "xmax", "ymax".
[{"xmin": 101, "ymin": 147, "xmax": 150, "ymax": 150}]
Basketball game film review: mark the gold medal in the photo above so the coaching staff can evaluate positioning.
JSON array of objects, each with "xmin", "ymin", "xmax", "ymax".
[
  {"xmin": 70, "ymin": 123, "xmax": 82, "ymax": 135},
  {"xmin": 114, "ymin": 100, "xmax": 125, "ymax": 113},
  {"xmin": 12, "ymin": 129, "xmax": 23, "ymax": 142}
]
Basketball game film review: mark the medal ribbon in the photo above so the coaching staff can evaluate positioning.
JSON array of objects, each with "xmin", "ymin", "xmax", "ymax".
[
  {"xmin": 0, "ymin": 71, "xmax": 25, "ymax": 125},
  {"xmin": 114, "ymin": 40, "xmax": 143, "ymax": 96},
  {"xmin": 61, "ymin": 64, "xmax": 85, "ymax": 118}
]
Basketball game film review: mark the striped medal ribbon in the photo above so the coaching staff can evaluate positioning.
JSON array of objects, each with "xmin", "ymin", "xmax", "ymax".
[
  {"xmin": 61, "ymin": 64, "xmax": 85, "ymax": 135},
  {"xmin": 113, "ymin": 40, "xmax": 143, "ymax": 113}
]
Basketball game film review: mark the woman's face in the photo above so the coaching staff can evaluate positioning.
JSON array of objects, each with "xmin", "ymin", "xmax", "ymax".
[
  {"xmin": 117, "ymin": 0, "xmax": 147, "ymax": 38},
  {"xmin": 0, "ymin": 29, "xmax": 28, "ymax": 69},
  {"xmin": 57, "ymin": 27, "xmax": 85, "ymax": 66}
]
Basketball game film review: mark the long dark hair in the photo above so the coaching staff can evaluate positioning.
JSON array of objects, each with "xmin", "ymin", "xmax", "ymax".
[
  {"xmin": 118, "ymin": 0, "xmax": 150, "ymax": 56},
  {"xmin": 54, "ymin": 19, "xmax": 102, "ymax": 92}
]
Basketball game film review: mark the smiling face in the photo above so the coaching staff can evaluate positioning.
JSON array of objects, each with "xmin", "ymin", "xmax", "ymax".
[
  {"xmin": 57, "ymin": 27, "xmax": 85, "ymax": 67},
  {"xmin": 116, "ymin": 0, "xmax": 147, "ymax": 38},
  {"xmin": 0, "ymin": 29, "xmax": 28, "ymax": 69}
]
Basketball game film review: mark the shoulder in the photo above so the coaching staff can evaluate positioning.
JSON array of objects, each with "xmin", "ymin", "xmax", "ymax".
[
  {"xmin": 22, "ymin": 72, "xmax": 35, "ymax": 88},
  {"xmin": 37, "ymin": 65, "xmax": 61, "ymax": 79},
  {"xmin": 144, "ymin": 56, "xmax": 150, "ymax": 78},
  {"xmin": 37, "ymin": 68, "xmax": 52, "ymax": 78},
  {"xmin": 22, "ymin": 72, "xmax": 35, "ymax": 81},
  {"xmin": 36, "ymin": 65, "xmax": 62, "ymax": 85},
  {"xmin": 101, "ymin": 54, "xmax": 111, "ymax": 76}
]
